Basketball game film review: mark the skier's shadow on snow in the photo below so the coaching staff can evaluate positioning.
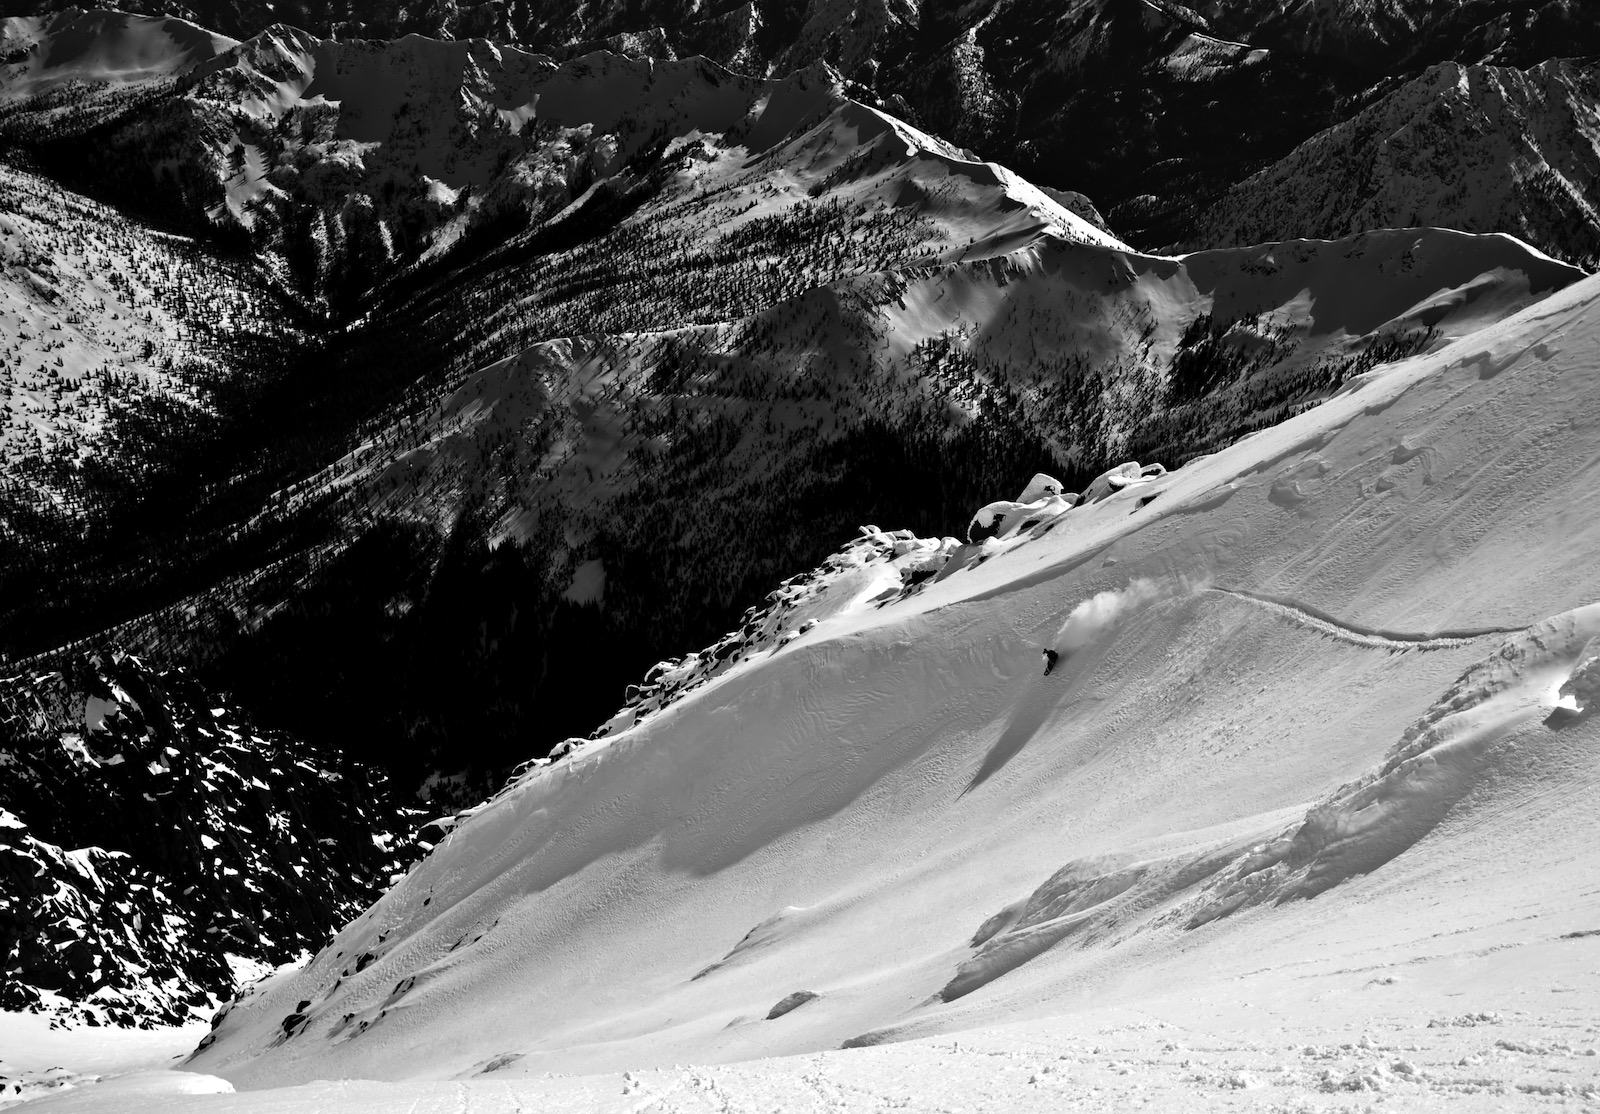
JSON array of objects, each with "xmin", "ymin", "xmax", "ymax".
[{"xmin": 962, "ymin": 657, "xmax": 1071, "ymax": 796}]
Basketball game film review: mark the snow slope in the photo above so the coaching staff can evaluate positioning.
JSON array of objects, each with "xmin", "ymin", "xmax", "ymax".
[{"xmin": 146, "ymin": 271, "xmax": 1600, "ymax": 1108}]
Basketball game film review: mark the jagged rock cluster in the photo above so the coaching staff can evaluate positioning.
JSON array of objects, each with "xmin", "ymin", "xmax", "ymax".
[
  {"xmin": 0, "ymin": 653, "xmax": 420, "ymax": 1026},
  {"xmin": 0, "ymin": 808, "xmax": 204, "ymax": 1027}
]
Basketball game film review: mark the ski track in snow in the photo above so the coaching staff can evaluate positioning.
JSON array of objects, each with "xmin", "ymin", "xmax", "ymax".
[{"xmin": 1202, "ymin": 587, "xmax": 1527, "ymax": 652}]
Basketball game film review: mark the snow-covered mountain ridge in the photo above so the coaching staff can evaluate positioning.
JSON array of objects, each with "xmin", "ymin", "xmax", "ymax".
[
  {"xmin": 1, "ymin": 14, "xmax": 1117, "ymax": 312},
  {"xmin": 1184, "ymin": 57, "xmax": 1600, "ymax": 268},
  {"xmin": 13, "ymin": 0, "xmax": 1596, "ymax": 257},
  {"xmin": 179, "ymin": 268, "xmax": 1600, "ymax": 1105},
  {"xmin": 0, "ymin": 7, "xmax": 233, "ymax": 99}
]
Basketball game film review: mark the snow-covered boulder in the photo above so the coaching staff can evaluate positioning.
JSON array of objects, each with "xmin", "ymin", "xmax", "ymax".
[
  {"xmin": 967, "ymin": 473, "xmax": 1079, "ymax": 543},
  {"xmin": 1015, "ymin": 472, "xmax": 1070, "ymax": 504},
  {"xmin": 1081, "ymin": 461, "xmax": 1166, "ymax": 503},
  {"xmin": 967, "ymin": 500, "xmax": 1035, "ymax": 543}
]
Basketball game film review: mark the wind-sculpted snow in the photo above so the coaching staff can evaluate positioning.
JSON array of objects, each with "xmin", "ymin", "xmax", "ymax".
[
  {"xmin": 1185, "ymin": 603, "xmax": 1600, "ymax": 926},
  {"xmin": 945, "ymin": 596, "xmax": 1596, "ymax": 1003},
  {"xmin": 966, "ymin": 471, "xmax": 1077, "ymax": 544},
  {"xmin": 184, "ymin": 275, "xmax": 1600, "ymax": 1093}
]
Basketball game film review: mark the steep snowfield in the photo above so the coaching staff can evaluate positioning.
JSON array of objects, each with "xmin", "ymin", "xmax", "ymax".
[
  {"xmin": 1184, "ymin": 58, "xmax": 1600, "ymax": 267},
  {"xmin": 83, "ymin": 272, "xmax": 1596, "ymax": 1110}
]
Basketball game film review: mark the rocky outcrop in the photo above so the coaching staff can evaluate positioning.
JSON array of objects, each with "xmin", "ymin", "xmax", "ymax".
[{"xmin": 0, "ymin": 653, "xmax": 419, "ymax": 1026}]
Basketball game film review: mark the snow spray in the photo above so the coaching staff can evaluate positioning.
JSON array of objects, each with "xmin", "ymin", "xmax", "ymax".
[{"xmin": 1051, "ymin": 574, "xmax": 1209, "ymax": 657}]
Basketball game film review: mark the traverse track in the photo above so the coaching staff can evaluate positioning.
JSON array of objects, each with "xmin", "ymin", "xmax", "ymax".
[{"xmin": 1204, "ymin": 587, "xmax": 1527, "ymax": 652}]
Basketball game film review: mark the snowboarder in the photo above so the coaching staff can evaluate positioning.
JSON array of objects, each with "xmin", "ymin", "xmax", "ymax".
[{"xmin": 1041, "ymin": 648, "xmax": 1059, "ymax": 676}]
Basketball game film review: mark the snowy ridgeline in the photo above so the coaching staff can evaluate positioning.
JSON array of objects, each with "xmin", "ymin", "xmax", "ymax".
[
  {"xmin": 604, "ymin": 461, "xmax": 1169, "ymax": 734},
  {"xmin": 426, "ymin": 458, "xmax": 1169, "ymax": 832}
]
